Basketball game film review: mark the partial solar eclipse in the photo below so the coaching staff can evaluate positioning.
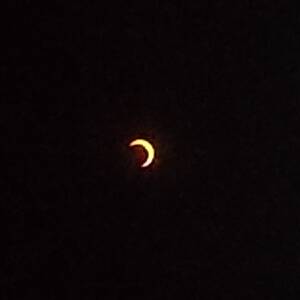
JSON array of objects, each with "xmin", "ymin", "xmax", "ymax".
[{"xmin": 129, "ymin": 139, "xmax": 155, "ymax": 168}]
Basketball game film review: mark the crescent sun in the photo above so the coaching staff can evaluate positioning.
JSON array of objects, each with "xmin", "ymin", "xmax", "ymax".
[{"xmin": 129, "ymin": 139, "xmax": 155, "ymax": 168}]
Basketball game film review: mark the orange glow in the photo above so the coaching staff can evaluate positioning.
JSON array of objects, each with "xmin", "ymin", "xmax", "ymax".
[{"xmin": 129, "ymin": 139, "xmax": 155, "ymax": 168}]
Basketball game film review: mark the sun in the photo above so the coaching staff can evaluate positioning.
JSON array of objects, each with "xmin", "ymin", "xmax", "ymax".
[{"xmin": 129, "ymin": 138, "xmax": 155, "ymax": 168}]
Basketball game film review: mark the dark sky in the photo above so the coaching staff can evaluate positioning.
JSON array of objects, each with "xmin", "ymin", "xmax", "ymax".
[{"xmin": 4, "ymin": 1, "xmax": 299, "ymax": 298}]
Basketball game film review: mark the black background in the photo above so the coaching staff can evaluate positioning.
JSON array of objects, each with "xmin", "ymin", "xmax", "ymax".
[{"xmin": 3, "ymin": 1, "xmax": 300, "ymax": 298}]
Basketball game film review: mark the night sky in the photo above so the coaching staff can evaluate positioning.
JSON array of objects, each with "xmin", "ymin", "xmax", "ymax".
[{"xmin": 4, "ymin": 2, "xmax": 300, "ymax": 298}]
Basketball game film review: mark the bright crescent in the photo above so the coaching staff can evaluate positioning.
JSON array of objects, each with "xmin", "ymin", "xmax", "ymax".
[{"xmin": 129, "ymin": 139, "xmax": 155, "ymax": 167}]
